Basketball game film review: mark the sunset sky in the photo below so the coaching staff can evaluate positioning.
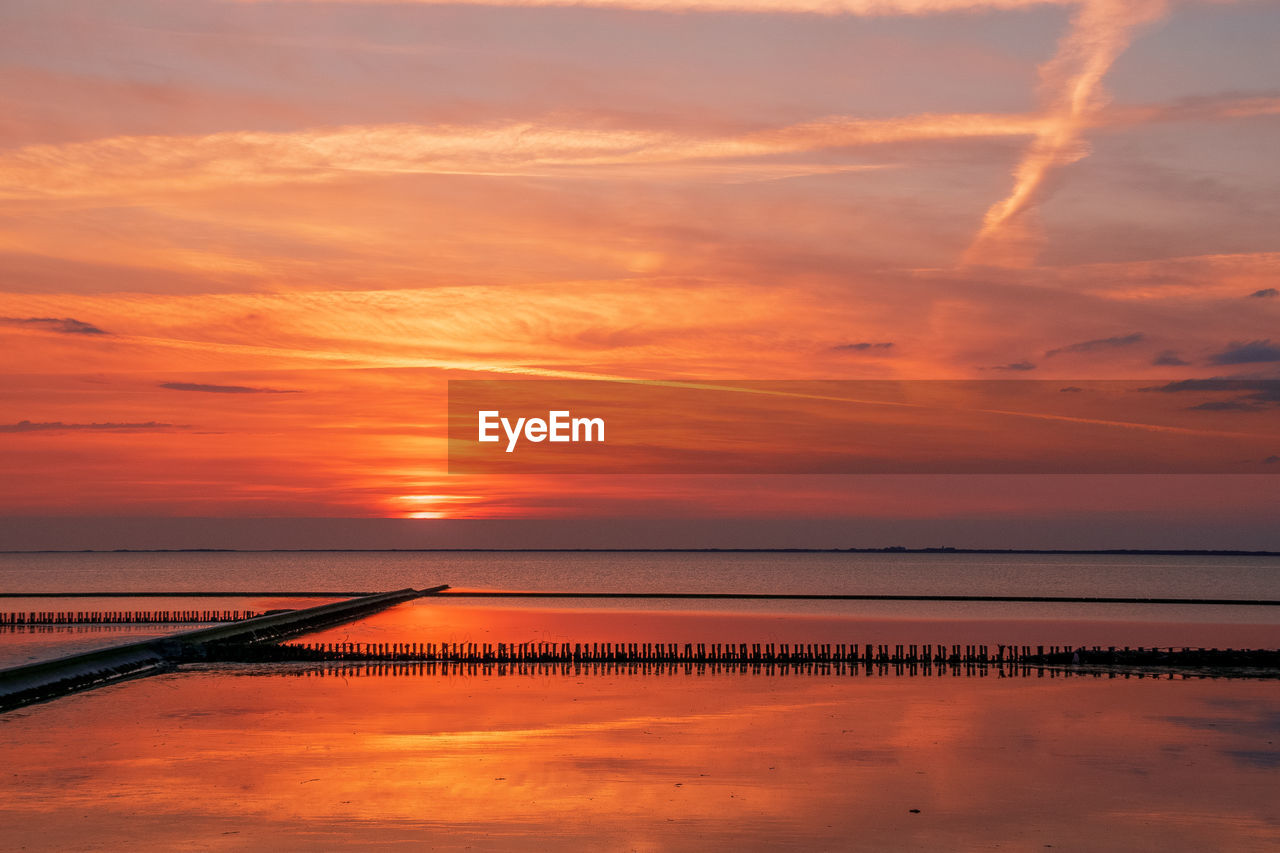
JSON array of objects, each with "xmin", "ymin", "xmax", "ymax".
[{"xmin": 1, "ymin": 0, "xmax": 1278, "ymax": 549}]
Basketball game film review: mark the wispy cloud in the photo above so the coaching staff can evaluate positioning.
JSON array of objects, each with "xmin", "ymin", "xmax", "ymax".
[
  {"xmin": 988, "ymin": 361, "xmax": 1037, "ymax": 371},
  {"xmin": 1249, "ymin": 288, "xmax": 1278, "ymax": 298},
  {"xmin": 3, "ymin": 91, "xmax": 1273, "ymax": 204},
  {"xmin": 833, "ymin": 342, "xmax": 894, "ymax": 352},
  {"xmin": 962, "ymin": 0, "xmax": 1167, "ymax": 267},
  {"xmin": 0, "ymin": 316, "xmax": 108, "ymax": 335},
  {"xmin": 1188, "ymin": 400, "xmax": 1265, "ymax": 412},
  {"xmin": 1152, "ymin": 350, "xmax": 1189, "ymax": 366},
  {"xmin": 0, "ymin": 117, "xmax": 1027, "ymax": 200},
  {"xmin": 0, "ymin": 420, "xmax": 187, "ymax": 433},
  {"xmin": 1101, "ymin": 93, "xmax": 1280, "ymax": 128},
  {"xmin": 159, "ymin": 382, "xmax": 299, "ymax": 394},
  {"xmin": 1141, "ymin": 379, "xmax": 1280, "ymax": 397},
  {"xmin": 224, "ymin": 0, "xmax": 1070, "ymax": 15},
  {"xmin": 1207, "ymin": 340, "xmax": 1280, "ymax": 366},
  {"xmin": 1139, "ymin": 378, "xmax": 1280, "ymax": 412},
  {"xmin": 1044, "ymin": 332, "xmax": 1143, "ymax": 357},
  {"xmin": 0, "ymin": 283, "xmax": 825, "ymax": 381}
]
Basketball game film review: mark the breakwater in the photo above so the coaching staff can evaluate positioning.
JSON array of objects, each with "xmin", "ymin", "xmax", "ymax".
[{"xmin": 0, "ymin": 587, "xmax": 440, "ymax": 712}]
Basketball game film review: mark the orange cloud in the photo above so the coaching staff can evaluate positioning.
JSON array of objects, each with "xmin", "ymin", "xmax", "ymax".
[
  {"xmin": 4, "ymin": 94, "xmax": 1269, "ymax": 212},
  {"xmin": 0, "ymin": 116, "xmax": 1038, "ymax": 202}
]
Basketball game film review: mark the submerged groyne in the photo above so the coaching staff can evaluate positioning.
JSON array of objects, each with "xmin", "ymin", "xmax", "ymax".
[
  {"xmin": 226, "ymin": 660, "xmax": 1268, "ymax": 680},
  {"xmin": 1, "ymin": 610, "xmax": 262, "ymax": 626},
  {"xmin": 211, "ymin": 640, "xmax": 1280, "ymax": 670}
]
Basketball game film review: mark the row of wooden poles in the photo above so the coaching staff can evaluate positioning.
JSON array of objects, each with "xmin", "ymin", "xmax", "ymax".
[
  {"xmin": 265, "ymin": 661, "xmax": 1220, "ymax": 679},
  {"xmin": 269, "ymin": 641, "xmax": 1158, "ymax": 664},
  {"xmin": 0, "ymin": 610, "xmax": 262, "ymax": 626}
]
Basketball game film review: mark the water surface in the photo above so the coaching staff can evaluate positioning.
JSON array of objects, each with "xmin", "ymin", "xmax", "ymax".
[{"xmin": 1, "ymin": 663, "xmax": 1276, "ymax": 851}]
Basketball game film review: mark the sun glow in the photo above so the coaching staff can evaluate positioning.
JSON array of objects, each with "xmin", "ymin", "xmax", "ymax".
[{"xmin": 398, "ymin": 494, "xmax": 479, "ymax": 519}]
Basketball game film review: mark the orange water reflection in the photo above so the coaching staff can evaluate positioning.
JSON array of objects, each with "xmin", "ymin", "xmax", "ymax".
[
  {"xmin": 1, "ymin": 665, "xmax": 1277, "ymax": 850},
  {"xmin": 300, "ymin": 599, "xmax": 1280, "ymax": 651}
]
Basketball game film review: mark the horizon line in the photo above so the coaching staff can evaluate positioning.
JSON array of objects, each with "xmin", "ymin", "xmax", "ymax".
[{"xmin": 2, "ymin": 547, "xmax": 1279, "ymax": 557}]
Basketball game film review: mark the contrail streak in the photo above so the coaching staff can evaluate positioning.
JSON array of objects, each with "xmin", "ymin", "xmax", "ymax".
[{"xmin": 962, "ymin": 0, "xmax": 1166, "ymax": 267}]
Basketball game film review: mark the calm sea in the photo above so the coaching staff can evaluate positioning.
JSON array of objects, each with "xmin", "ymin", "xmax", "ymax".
[
  {"xmin": 2, "ymin": 549, "xmax": 1278, "ymax": 595},
  {"xmin": 1, "ymin": 550, "xmax": 1277, "ymax": 625}
]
